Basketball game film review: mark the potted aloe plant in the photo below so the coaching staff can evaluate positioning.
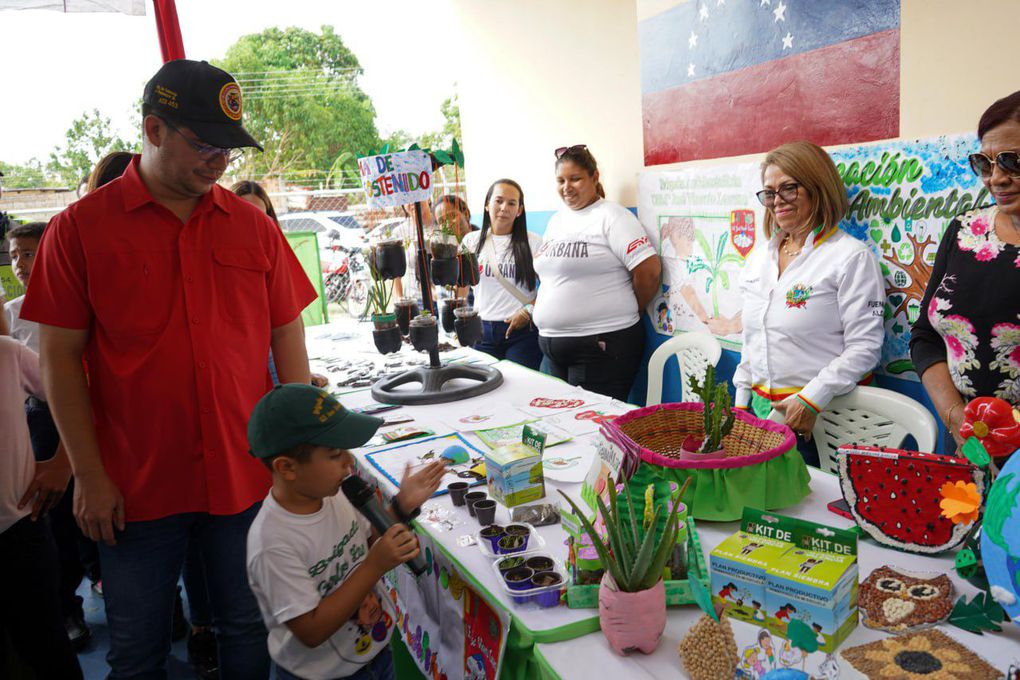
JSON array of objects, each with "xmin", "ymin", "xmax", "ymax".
[
  {"xmin": 680, "ymin": 365, "xmax": 735, "ymax": 459},
  {"xmin": 558, "ymin": 478, "xmax": 684, "ymax": 656},
  {"xmin": 365, "ymin": 254, "xmax": 401, "ymax": 354}
]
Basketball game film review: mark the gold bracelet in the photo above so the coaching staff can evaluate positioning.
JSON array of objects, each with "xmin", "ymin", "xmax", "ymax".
[{"xmin": 945, "ymin": 403, "xmax": 962, "ymax": 428}]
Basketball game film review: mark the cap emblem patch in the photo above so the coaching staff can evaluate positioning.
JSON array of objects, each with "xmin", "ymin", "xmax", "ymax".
[{"xmin": 219, "ymin": 82, "xmax": 242, "ymax": 121}]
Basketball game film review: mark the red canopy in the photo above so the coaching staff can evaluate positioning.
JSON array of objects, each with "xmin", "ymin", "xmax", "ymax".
[{"xmin": 153, "ymin": 0, "xmax": 185, "ymax": 62}]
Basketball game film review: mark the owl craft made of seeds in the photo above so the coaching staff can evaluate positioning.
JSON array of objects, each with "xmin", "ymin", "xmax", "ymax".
[{"xmin": 859, "ymin": 566, "xmax": 954, "ymax": 632}]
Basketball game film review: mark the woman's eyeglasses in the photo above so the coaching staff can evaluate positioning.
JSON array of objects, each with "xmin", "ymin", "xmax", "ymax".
[
  {"xmin": 756, "ymin": 182, "xmax": 800, "ymax": 207},
  {"xmin": 555, "ymin": 144, "xmax": 588, "ymax": 159},
  {"xmin": 163, "ymin": 119, "xmax": 245, "ymax": 164},
  {"xmin": 968, "ymin": 151, "xmax": 1020, "ymax": 179}
]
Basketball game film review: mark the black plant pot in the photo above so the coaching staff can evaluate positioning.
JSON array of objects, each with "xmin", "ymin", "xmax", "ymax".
[
  {"xmin": 454, "ymin": 307, "xmax": 482, "ymax": 347},
  {"xmin": 372, "ymin": 326, "xmax": 402, "ymax": 354},
  {"xmin": 440, "ymin": 298, "xmax": 467, "ymax": 333},
  {"xmin": 394, "ymin": 299, "xmax": 419, "ymax": 336},
  {"xmin": 409, "ymin": 317, "xmax": 439, "ymax": 352},
  {"xmin": 429, "ymin": 242, "xmax": 458, "ymax": 260},
  {"xmin": 373, "ymin": 241, "xmax": 406, "ymax": 280},
  {"xmin": 459, "ymin": 252, "xmax": 480, "ymax": 286},
  {"xmin": 431, "ymin": 257, "xmax": 460, "ymax": 286}
]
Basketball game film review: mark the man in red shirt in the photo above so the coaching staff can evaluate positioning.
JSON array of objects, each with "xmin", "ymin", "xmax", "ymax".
[{"xmin": 21, "ymin": 59, "xmax": 316, "ymax": 679}]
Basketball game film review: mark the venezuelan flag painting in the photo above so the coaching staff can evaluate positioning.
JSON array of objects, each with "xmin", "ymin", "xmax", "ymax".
[{"xmin": 640, "ymin": 0, "xmax": 900, "ymax": 165}]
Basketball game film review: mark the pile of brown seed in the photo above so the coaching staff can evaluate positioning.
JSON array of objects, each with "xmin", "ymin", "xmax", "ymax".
[{"xmin": 677, "ymin": 614, "xmax": 739, "ymax": 680}]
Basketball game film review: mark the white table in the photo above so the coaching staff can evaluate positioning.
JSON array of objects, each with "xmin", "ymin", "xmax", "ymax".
[{"xmin": 307, "ymin": 321, "xmax": 1020, "ymax": 678}]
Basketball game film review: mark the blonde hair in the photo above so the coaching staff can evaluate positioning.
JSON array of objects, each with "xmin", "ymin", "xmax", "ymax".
[{"xmin": 760, "ymin": 141, "xmax": 847, "ymax": 239}]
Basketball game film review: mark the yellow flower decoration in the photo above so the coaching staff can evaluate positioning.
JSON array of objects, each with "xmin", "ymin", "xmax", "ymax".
[
  {"xmin": 861, "ymin": 634, "xmax": 968, "ymax": 679},
  {"xmin": 938, "ymin": 481, "xmax": 982, "ymax": 526}
]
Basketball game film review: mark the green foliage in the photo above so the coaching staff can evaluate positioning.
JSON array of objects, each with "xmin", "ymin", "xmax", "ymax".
[
  {"xmin": 962, "ymin": 436, "xmax": 991, "ymax": 468},
  {"xmin": 688, "ymin": 365, "xmax": 735, "ymax": 452},
  {"xmin": 214, "ymin": 26, "xmax": 381, "ymax": 180},
  {"xmin": 47, "ymin": 109, "xmax": 138, "ymax": 187},
  {"xmin": 420, "ymin": 94, "xmax": 462, "ymax": 154},
  {"xmin": 0, "ymin": 159, "xmax": 56, "ymax": 189},
  {"xmin": 948, "ymin": 591, "xmax": 1008, "ymax": 634},
  {"xmin": 558, "ymin": 477, "xmax": 686, "ymax": 593},
  {"xmin": 364, "ymin": 248, "xmax": 394, "ymax": 316}
]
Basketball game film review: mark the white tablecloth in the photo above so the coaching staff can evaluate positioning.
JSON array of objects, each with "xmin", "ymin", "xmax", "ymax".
[{"xmin": 308, "ymin": 321, "xmax": 1020, "ymax": 677}]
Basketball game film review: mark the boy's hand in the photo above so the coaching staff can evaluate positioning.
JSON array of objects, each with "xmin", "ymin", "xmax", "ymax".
[
  {"xmin": 366, "ymin": 524, "xmax": 420, "ymax": 574},
  {"xmin": 398, "ymin": 461, "xmax": 445, "ymax": 511}
]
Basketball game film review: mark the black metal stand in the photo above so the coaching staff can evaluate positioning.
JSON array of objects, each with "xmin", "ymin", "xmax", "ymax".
[{"xmin": 371, "ymin": 200, "xmax": 502, "ymax": 405}]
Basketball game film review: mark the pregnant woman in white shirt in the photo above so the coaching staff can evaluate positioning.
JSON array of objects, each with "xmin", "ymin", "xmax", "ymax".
[
  {"xmin": 532, "ymin": 145, "xmax": 662, "ymax": 401},
  {"xmin": 733, "ymin": 141, "xmax": 885, "ymax": 466},
  {"xmin": 460, "ymin": 179, "xmax": 543, "ymax": 370}
]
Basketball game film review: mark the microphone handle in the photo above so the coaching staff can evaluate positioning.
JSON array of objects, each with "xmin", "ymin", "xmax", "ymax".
[{"xmin": 363, "ymin": 502, "xmax": 428, "ymax": 577}]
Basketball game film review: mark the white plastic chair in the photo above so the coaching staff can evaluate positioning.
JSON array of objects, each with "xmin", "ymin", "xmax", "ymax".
[
  {"xmin": 645, "ymin": 332, "xmax": 723, "ymax": 406},
  {"xmin": 768, "ymin": 385, "xmax": 938, "ymax": 474}
]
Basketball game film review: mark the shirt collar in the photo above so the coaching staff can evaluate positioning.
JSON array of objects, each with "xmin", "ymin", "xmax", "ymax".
[
  {"xmin": 120, "ymin": 155, "xmax": 231, "ymax": 216},
  {"xmin": 770, "ymin": 224, "xmax": 835, "ymax": 252}
]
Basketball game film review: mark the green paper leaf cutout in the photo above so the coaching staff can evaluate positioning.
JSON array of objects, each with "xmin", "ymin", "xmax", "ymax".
[
  {"xmin": 954, "ymin": 549, "xmax": 978, "ymax": 579},
  {"xmin": 787, "ymin": 619, "xmax": 819, "ymax": 654},
  {"xmin": 948, "ymin": 591, "xmax": 1007, "ymax": 634},
  {"xmin": 962, "ymin": 436, "xmax": 991, "ymax": 468},
  {"xmin": 433, "ymin": 150, "xmax": 453, "ymax": 165},
  {"xmin": 380, "ymin": 144, "xmax": 390, "ymax": 154},
  {"xmin": 689, "ymin": 571, "xmax": 718, "ymax": 622},
  {"xmin": 407, "ymin": 143, "xmax": 421, "ymax": 151},
  {"xmin": 452, "ymin": 138, "xmax": 465, "ymax": 167}
]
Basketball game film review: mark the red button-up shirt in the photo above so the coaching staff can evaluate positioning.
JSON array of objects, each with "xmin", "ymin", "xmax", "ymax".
[{"xmin": 21, "ymin": 157, "xmax": 317, "ymax": 521}]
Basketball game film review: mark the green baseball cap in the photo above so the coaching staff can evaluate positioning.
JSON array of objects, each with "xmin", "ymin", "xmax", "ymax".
[{"xmin": 247, "ymin": 384, "xmax": 383, "ymax": 459}]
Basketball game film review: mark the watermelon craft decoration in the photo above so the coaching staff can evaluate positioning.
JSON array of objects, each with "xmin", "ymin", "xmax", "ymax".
[
  {"xmin": 838, "ymin": 446, "xmax": 987, "ymax": 555},
  {"xmin": 960, "ymin": 396, "xmax": 1020, "ymax": 459}
]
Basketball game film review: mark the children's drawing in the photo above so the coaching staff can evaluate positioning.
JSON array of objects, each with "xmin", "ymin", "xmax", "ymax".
[{"xmin": 365, "ymin": 434, "xmax": 486, "ymax": 497}]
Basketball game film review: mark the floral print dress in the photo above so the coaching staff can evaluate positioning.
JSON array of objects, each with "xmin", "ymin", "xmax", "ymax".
[{"xmin": 910, "ymin": 206, "xmax": 1020, "ymax": 405}]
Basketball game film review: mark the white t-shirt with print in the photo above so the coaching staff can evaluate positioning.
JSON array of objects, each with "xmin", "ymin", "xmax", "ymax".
[
  {"xmin": 460, "ymin": 230, "xmax": 542, "ymax": 321},
  {"xmin": 532, "ymin": 199, "xmax": 655, "ymax": 337},
  {"xmin": 246, "ymin": 491, "xmax": 396, "ymax": 680},
  {"xmin": 4, "ymin": 295, "xmax": 40, "ymax": 355}
]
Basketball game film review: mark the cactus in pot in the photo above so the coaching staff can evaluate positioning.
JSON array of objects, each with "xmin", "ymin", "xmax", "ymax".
[{"xmin": 687, "ymin": 365, "xmax": 735, "ymax": 454}]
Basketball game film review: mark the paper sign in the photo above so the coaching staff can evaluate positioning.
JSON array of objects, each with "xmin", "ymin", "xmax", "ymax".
[{"xmin": 359, "ymin": 150, "xmax": 433, "ymax": 208}]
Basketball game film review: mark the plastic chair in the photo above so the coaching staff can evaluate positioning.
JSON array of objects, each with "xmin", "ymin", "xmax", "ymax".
[
  {"xmin": 645, "ymin": 332, "xmax": 723, "ymax": 406},
  {"xmin": 768, "ymin": 385, "xmax": 938, "ymax": 474}
]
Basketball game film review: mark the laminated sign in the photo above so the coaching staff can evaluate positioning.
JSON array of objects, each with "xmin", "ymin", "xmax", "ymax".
[{"xmin": 359, "ymin": 150, "xmax": 433, "ymax": 208}]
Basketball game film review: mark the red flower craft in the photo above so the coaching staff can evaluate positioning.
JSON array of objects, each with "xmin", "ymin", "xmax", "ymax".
[{"xmin": 959, "ymin": 397, "xmax": 1020, "ymax": 458}]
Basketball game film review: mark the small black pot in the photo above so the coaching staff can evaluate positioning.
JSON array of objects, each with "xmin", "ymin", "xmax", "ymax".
[
  {"xmin": 394, "ymin": 299, "xmax": 419, "ymax": 336},
  {"xmin": 504, "ymin": 524, "xmax": 530, "ymax": 537},
  {"xmin": 454, "ymin": 307, "xmax": 482, "ymax": 347},
  {"xmin": 429, "ymin": 242, "xmax": 459, "ymax": 260},
  {"xmin": 431, "ymin": 257, "xmax": 460, "ymax": 286},
  {"xmin": 458, "ymin": 251, "xmax": 480, "ymax": 286},
  {"xmin": 409, "ymin": 316, "xmax": 438, "ymax": 352},
  {"xmin": 373, "ymin": 240, "xmax": 406, "ymax": 280},
  {"xmin": 440, "ymin": 298, "xmax": 467, "ymax": 333},
  {"xmin": 525, "ymin": 556, "xmax": 554, "ymax": 573},
  {"xmin": 372, "ymin": 326, "xmax": 402, "ymax": 354}
]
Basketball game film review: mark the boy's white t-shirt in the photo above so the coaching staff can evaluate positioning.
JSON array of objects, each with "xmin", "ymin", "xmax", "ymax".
[
  {"xmin": 460, "ymin": 230, "xmax": 543, "ymax": 321},
  {"xmin": 0, "ymin": 336, "xmax": 41, "ymax": 533},
  {"xmin": 532, "ymin": 199, "xmax": 655, "ymax": 337},
  {"xmin": 247, "ymin": 491, "xmax": 396, "ymax": 680},
  {"xmin": 4, "ymin": 295, "xmax": 40, "ymax": 354}
]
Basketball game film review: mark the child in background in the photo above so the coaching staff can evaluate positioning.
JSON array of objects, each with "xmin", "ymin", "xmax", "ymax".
[
  {"xmin": 246, "ymin": 384, "xmax": 445, "ymax": 680},
  {"xmin": 0, "ymin": 335, "xmax": 82, "ymax": 678}
]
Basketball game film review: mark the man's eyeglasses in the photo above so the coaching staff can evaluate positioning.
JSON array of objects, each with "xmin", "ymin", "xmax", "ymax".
[
  {"xmin": 968, "ymin": 151, "xmax": 1020, "ymax": 179},
  {"xmin": 162, "ymin": 119, "xmax": 244, "ymax": 164},
  {"xmin": 555, "ymin": 144, "xmax": 588, "ymax": 160},
  {"xmin": 756, "ymin": 182, "xmax": 801, "ymax": 207}
]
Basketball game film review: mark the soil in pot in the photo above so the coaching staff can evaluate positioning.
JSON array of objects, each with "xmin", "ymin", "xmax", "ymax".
[
  {"xmin": 429, "ymin": 240, "xmax": 459, "ymax": 260},
  {"xmin": 440, "ymin": 298, "xmax": 467, "ymax": 333},
  {"xmin": 458, "ymin": 251, "xmax": 480, "ymax": 286},
  {"xmin": 454, "ymin": 306, "xmax": 482, "ymax": 347},
  {"xmin": 430, "ymin": 257, "xmax": 460, "ymax": 286},
  {"xmin": 531, "ymin": 571, "xmax": 562, "ymax": 588},
  {"xmin": 394, "ymin": 298, "xmax": 419, "ymax": 336},
  {"xmin": 504, "ymin": 524, "xmax": 530, "ymax": 537},
  {"xmin": 373, "ymin": 240, "xmax": 406, "ymax": 279},
  {"xmin": 480, "ymin": 525, "xmax": 505, "ymax": 552},
  {"xmin": 372, "ymin": 313, "xmax": 397, "ymax": 331},
  {"xmin": 409, "ymin": 316, "xmax": 438, "ymax": 352},
  {"xmin": 525, "ymin": 556, "xmax": 554, "ymax": 573}
]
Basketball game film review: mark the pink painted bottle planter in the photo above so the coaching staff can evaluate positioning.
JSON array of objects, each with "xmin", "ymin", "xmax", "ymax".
[{"xmin": 597, "ymin": 574, "xmax": 666, "ymax": 655}]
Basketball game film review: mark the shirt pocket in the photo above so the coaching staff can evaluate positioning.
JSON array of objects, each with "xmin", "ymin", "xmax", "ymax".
[
  {"xmin": 90, "ymin": 250, "xmax": 176, "ymax": 337},
  {"xmin": 212, "ymin": 247, "xmax": 271, "ymax": 325}
]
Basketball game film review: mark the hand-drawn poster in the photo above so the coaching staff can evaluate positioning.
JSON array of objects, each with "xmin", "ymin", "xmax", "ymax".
[{"xmin": 638, "ymin": 134, "xmax": 986, "ymax": 380}]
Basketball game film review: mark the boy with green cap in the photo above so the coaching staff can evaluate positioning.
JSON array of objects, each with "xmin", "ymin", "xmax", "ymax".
[{"xmin": 246, "ymin": 384, "xmax": 445, "ymax": 680}]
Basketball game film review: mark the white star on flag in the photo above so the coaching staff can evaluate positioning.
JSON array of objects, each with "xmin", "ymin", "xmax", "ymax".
[
  {"xmin": 699, "ymin": 4, "xmax": 709, "ymax": 20},
  {"xmin": 760, "ymin": 0, "xmax": 771, "ymax": 5},
  {"xmin": 688, "ymin": 63, "xmax": 696, "ymax": 77},
  {"xmin": 782, "ymin": 32, "xmax": 793, "ymax": 49},
  {"xmin": 689, "ymin": 31, "xmax": 698, "ymax": 49},
  {"xmin": 774, "ymin": 1, "xmax": 787, "ymax": 22}
]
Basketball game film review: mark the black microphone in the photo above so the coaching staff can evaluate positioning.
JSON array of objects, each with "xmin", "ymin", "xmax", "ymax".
[{"xmin": 341, "ymin": 476, "xmax": 427, "ymax": 576}]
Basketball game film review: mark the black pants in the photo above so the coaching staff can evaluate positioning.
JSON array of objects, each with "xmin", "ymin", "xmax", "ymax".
[
  {"xmin": 539, "ymin": 321, "xmax": 645, "ymax": 402},
  {"xmin": 0, "ymin": 516, "xmax": 83, "ymax": 679},
  {"xmin": 26, "ymin": 397, "xmax": 88, "ymax": 617}
]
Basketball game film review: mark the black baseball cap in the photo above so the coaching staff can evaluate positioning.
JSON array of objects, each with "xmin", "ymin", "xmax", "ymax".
[
  {"xmin": 247, "ymin": 385, "xmax": 383, "ymax": 459},
  {"xmin": 143, "ymin": 59, "xmax": 263, "ymax": 151}
]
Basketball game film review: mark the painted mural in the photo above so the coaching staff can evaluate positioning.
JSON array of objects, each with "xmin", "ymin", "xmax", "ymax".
[
  {"xmin": 638, "ymin": 0, "xmax": 900, "ymax": 164},
  {"xmin": 639, "ymin": 133, "xmax": 986, "ymax": 381}
]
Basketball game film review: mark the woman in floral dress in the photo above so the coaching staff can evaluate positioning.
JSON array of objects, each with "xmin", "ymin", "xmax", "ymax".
[{"xmin": 911, "ymin": 91, "xmax": 1020, "ymax": 451}]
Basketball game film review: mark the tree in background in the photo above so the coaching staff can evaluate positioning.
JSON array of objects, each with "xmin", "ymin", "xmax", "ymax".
[
  {"xmin": 0, "ymin": 159, "xmax": 53, "ymax": 189},
  {"xmin": 420, "ymin": 94, "xmax": 461, "ymax": 152},
  {"xmin": 48, "ymin": 109, "xmax": 139, "ymax": 187},
  {"xmin": 215, "ymin": 25, "xmax": 381, "ymax": 183}
]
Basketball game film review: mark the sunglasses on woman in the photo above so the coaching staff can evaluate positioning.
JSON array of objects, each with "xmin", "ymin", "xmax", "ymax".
[
  {"xmin": 755, "ymin": 182, "xmax": 800, "ymax": 207},
  {"xmin": 968, "ymin": 151, "xmax": 1020, "ymax": 179},
  {"xmin": 555, "ymin": 144, "xmax": 588, "ymax": 159}
]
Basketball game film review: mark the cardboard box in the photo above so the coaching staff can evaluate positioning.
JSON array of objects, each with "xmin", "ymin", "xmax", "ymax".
[
  {"xmin": 710, "ymin": 508, "xmax": 793, "ymax": 624},
  {"xmin": 485, "ymin": 428, "xmax": 545, "ymax": 507}
]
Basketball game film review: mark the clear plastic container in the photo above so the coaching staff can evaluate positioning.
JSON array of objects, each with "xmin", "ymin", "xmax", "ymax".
[
  {"xmin": 489, "ymin": 550, "xmax": 567, "ymax": 608},
  {"xmin": 474, "ymin": 522, "xmax": 545, "ymax": 558}
]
